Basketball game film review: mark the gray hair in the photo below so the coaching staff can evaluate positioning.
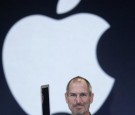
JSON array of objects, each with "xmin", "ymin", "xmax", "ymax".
[{"xmin": 66, "ymin": 76, "xmax": 92, "ymax": 95}]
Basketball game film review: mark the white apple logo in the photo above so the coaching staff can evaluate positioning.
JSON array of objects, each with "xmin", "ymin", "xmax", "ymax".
[{"xmin": 2, "ymin": 1, "xmax": 115, "ymax": 115}]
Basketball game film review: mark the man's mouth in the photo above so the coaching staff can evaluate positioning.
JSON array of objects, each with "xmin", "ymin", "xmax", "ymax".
[{"xmin": 74, "ymin": 105, "xmax": 83, "ymax": 109}]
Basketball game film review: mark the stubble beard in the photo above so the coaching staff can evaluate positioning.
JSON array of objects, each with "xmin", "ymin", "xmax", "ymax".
[{"xmin": 71, "ymin": 105, "xmax": 86, "ymax": 115}]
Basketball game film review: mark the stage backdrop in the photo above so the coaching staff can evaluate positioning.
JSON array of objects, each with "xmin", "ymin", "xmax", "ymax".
[{"xmin": 0, "ymin": 0, "xmax": 135, "ymax": 115}]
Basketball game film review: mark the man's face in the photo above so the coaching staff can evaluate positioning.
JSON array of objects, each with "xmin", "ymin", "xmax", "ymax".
[{"xmin": 65, "ymin": 80, "xmax": 94, "ymax": 115}]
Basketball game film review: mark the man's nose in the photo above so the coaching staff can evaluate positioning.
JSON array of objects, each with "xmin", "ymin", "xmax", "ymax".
[{"xmin": 76, "ymin": 95, "xmax": 81, "ymax": 103}]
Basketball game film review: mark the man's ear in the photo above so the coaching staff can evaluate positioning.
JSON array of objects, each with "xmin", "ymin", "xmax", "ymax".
[
  {"xmin": 90, "ymin": 93, "xmax": 94, "ymax": 104},
  {"xmin": 65, "ymin": 93, "xmax": 68, "ymax": 103}
]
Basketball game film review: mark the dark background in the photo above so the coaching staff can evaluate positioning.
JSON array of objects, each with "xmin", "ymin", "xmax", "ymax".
[
  {"xmin": 0, "ymin": 0, "xmax": 135, "ymax": 115},
  {"xmin": 42, "ymin": 87, "xmax": 50, "ymax": 115}
]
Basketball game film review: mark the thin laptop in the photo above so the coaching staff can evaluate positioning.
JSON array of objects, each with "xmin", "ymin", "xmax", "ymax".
[{"xmin": 41, "ymin": 84, "xmax": 50, "ymax": 115}]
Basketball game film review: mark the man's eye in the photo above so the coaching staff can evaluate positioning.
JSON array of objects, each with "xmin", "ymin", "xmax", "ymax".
[
  {"xmin": 70, "ymin": 94, "xmax": 76, "ymax": 97},
  {"xmin": 80, "ymin": 93, "xmax": 87, "ymax": 97}
]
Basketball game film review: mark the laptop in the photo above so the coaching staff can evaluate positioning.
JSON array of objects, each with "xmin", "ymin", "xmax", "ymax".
[{"xmin": 41, "ymin": 84, "xmax": 50, "ymax": 115}]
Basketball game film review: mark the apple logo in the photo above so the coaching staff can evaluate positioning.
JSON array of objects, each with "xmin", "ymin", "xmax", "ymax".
[{"xmin": 2, "ymin": 1, "xmax": 115, "ymax": 115}]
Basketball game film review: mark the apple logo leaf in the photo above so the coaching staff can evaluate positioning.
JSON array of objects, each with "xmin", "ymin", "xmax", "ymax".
[{"xmin": 56, "ymin": 0, "xmax": 81, "ymax": 14}]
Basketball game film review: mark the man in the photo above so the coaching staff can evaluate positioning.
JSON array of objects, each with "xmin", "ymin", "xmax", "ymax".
[{"xmin": 65, "ymin": 76, "xmax": 94, "ymax": 115}]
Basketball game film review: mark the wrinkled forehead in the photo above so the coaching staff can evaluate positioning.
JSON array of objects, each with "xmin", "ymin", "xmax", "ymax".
[{"xmin": 68, "ymin": 79, "xmax": 89, "ymax": 92}]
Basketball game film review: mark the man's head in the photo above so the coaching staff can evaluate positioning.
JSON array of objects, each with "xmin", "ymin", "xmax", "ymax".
[{"xmin": 65, "ymin": 76, "xmax": 94, "ymax": 115}]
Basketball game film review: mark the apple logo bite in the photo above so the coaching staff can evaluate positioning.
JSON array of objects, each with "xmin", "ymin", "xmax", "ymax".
[{"xmin": 2, "ymin": 1, "xmax": 115, "ymax": 115}]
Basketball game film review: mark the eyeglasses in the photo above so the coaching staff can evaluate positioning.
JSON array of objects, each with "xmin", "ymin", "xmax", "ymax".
[{"xmin": 67, "ymin": 92, "xmax": 89, "ymax": 99}]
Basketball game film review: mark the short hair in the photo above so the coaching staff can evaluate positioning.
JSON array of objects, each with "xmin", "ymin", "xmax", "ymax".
[{"xmin": 66, "ymin": 76, "xmax": 92, "ymax": 95}]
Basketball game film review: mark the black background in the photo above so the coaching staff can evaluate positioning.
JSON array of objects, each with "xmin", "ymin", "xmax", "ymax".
[
  {"xmin": 0, "ymin": 0, "xmax": 135, "ymax": 115},
  {"xmin": 42, "ymin": 87, "xmax": 50, "ymax": 115}
]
